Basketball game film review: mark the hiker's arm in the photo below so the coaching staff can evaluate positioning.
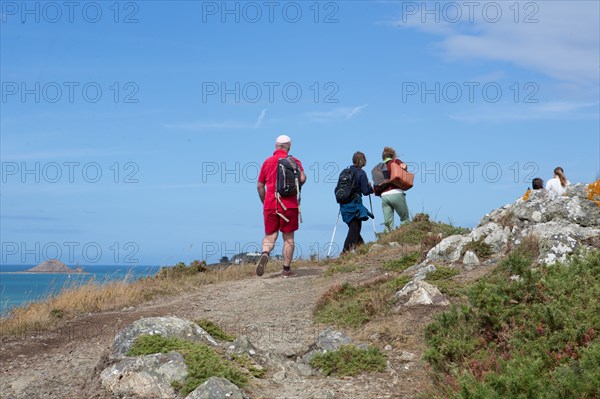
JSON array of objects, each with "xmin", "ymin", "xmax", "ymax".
[
  {"xmin": 299, "ymin": 170, "xmax": 306, "ymax": 186},
  {"xmin": 359, "ymin": 172, "xmax": 374, "ymax": 195},
  {"xmin": 257, "ymin": 181, "xmax": 266, "ymax": 203}
]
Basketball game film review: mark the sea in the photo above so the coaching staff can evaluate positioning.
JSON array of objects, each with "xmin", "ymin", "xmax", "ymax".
[{"xmin": 0, "ymin": 265, "xmax": 162, "ymax": 317}]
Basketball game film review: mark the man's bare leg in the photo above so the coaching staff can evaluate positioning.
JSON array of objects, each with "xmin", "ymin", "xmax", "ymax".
[
  {"xmin": 257, "ymin": 232, "xmax": 278, "ymax": 276},
  {"xmin": 282, "ymin": 232, "xmax": 295, "ymax": 268}
]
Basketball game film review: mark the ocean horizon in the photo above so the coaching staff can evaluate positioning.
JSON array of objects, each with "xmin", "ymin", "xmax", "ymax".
[{"xmin": 0, "ymin": 264, "xmax": 162, "ymax": 317}]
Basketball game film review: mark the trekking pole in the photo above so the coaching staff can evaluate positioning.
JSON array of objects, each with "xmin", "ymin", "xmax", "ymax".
[
  {"xmin": 327, "ymin": 210, "xmax": 341, "ymax": 258},
  {"xmin": 368, "ymin": 195, "xmax": 377, "ymax": 236}
]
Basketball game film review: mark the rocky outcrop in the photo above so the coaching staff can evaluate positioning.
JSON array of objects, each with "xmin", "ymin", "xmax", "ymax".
[
  {"xmin": 111, "ymin": 316, "xmax": 218, "ymax": 359},
  {"xmin": 100, "ymin": 352, "xmax": 187, "ymax": 399},
  {"xmin": 396, "ymin": 183, "xmax": 600, "ymax": 308},
  {"xmin": 421, "ymin": 184, "xmax": 600, "ymax": 268}
]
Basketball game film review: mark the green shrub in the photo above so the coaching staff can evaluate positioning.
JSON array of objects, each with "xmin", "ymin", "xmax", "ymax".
[
  {"xmin": 384, "ymin": 276, "xmax": 412, "ymax": 291},
  {"xmin": 155, "ymin": 260, "xmax": 208, "ymax": 279},
  {"xmin": 383, "ymin": 252, "xmax": 420, "ymax": 272},
  {"xmin": 426, "ymin": 266, "xmax": 460, "ymax": 281},
  {"xmin": 127, "ymin": 335, "xmax": 247, "ymax": 396},
  {"xmin": 310, "ymin": 345, "xmax": 387, "ymax": 376},
  {"xmin": 461, "ymin": 238, "xmax": 493, "ymax": 260},
  {"xmin": 195, "ymin": 319, "xmax": 235, "ymax": 342},
  {"xmin": 424, "ymin": 250, "xmax": 600, "ymax": 398}
]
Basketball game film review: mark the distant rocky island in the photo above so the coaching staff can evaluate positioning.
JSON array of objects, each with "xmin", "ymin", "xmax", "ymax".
[{"xmin": 26, "ymin": 259, "xmax": 84, "ymax": 273}]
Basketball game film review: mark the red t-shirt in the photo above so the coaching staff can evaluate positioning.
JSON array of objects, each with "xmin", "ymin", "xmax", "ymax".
[{"xmin": 258, "ymin": 149, "xmax": 304, "ymax": 210}]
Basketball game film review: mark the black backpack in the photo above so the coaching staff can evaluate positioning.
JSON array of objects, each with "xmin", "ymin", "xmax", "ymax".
[
  {"xmin": 335, "ymin": 167, "xmax": 357, "ymax": 204},
  {"xmin": 276, "ymin": 156, "xmax": 300, "ymax": 197}
]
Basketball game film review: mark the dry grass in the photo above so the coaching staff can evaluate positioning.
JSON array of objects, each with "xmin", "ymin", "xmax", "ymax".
[{"xmin": 0, "ymin": 261, "xmax": 291, "ymax": 337}]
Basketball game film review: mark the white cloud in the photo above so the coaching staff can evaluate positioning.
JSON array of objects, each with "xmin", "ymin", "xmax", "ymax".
[
  {"xmin": 395, "ymin": 1, "xmax": 600, "ymax": 85},
  {"xmin": 164, "ymin": 109, "xmax": 267, "ymax": 131},
  {"xmin": 307, "ymin": 104, "xmax": 368, "ymax": 122}
]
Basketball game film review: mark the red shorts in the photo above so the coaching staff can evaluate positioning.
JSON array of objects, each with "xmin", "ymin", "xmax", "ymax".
[{"xmin": 264, "ymin": 208, "xmax": 299, "ymax": 235}]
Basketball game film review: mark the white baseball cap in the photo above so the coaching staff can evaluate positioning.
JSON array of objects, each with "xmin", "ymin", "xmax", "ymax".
[{"xmin": 275, "ymin": 135, "xmax": 291, "ymax": 144}]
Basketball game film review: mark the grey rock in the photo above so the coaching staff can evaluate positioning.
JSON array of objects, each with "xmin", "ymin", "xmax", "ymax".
[
  {"xmin": 302, "ymin": 350, "xmax": 319, "ymax": 364},
  {"xmin": 522, "ymin": 221, "xmax": 600, "ymax": 264},
  {"xmin": 111, "ymin": 317, "xmax": 218, "ymax": 359},
  {"xmin": 185, "ymin": 377, "xmax": 248, "ymax": 399},
  {"xmin": 388, "ymin": 242, "xmax": 401, "ymax": 248},
  {"xmin": 100, "ymin": 352, "xmax": 187, "ymax": 399},
  {"xmin": 289, "ymin": 362, "xmax": 315, "ymax": 377},
  {"xmin": 426, "ymin": 235, "xmax": 464, "ymax": 263},
  {"xmin": 463, "ymin": 251, "xmax": 480, "ymax": 266},
  {"xmin": 413, "ymin": 264, "xmax": 436, "ymax": 281},
  {"xmin": 315, "ymin": 327, "xmax": 352, "ymax": 352},
  {"xmin": 395, "ymin": 281, "xmax": 450, "ymax": 307},
  {"xmin": 226, "ymin": 336, "xmax": 256, "ymax": 356}
]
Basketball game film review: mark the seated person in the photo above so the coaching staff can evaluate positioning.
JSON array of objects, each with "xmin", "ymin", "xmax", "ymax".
[{"xmin": 532, "ymin": 178, "xmax": 544, "ymax": 190}]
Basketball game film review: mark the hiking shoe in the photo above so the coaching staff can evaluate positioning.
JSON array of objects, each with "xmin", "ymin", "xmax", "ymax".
[
  {"xmin": 256, "ymin": 253, "xmax": 269, "ymax": 276},
  {"xmin": 281, "ymin": 269, "xmax": 296, "ymax": 278}
]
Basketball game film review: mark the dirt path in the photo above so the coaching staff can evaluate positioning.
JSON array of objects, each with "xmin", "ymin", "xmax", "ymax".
[{"xmin": 1, "ymin": 264, "xmax": 434, "ymax": 399}]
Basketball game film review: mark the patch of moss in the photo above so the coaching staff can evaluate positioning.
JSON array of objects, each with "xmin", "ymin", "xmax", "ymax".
[
  {"xmin": 426, "ymin": 266, "xmax": 460, "ymax": 281},
  {"xmin": 195, "ymin": 319, "xmax": 235, "ymax": 342},
  {"xmin": 310, "ymin": 344, "xmax": 387, "ymax": 376},
  {"xmin": 383, "ymin": 252, "xmax": 420, "ymax": 272},
  {"xmin": 229, "ymin": 353, "xmax": 267, "ymax": 378},
  {"xmin": 127, "ymin": 335, "xmax": 247, "ymax": 396}
]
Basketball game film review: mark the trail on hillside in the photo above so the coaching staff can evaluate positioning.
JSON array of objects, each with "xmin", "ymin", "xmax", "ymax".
[{"xmin": 0, "ymin": 263, "xmax": 434, "ymax": 399}]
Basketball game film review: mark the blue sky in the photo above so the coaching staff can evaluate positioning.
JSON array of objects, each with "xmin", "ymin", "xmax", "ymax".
[{"xmin": 1, "ymin": 1, "xmax": 599, "ymax": 266}]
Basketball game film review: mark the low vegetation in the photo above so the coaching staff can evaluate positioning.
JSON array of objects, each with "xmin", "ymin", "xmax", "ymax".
[
  {"xmin": 383, "ymin": 252, "xmax": 421, "ymax": 272},
  {"xmin": 461, "ymin": 237, "xmax": 494, "ymax": 260},
  {"xmin": 424, "ymin": 249, "xmax": 600, "ymax": 398},
  {"xmin": 377, "ymin": 213, "xmax": 469, "ymax": 247},
  {"xmin": 0, "ymin": 260, "xmax": 291, "ymax": 337},
  {"xmin": 195, "ymin": 319, "xmax": 236, "ymax": 342},
  {"xmin": 313, "ymin": 275, "xmax": 412, "ymax": 329},
  {"xmin": 317, "ymin": 215, "xmax": 471, "ymax": 328},
  {"xmin": 310, "ymin": 344, "xmax": 387, "ymax": 376},
  {"xmin": 127, "ymin": 334, "xmax": 248, "ymax": 396},
  {"xmin": 326, "ymin": 214, "xmax": 469, "ymax": 276}
]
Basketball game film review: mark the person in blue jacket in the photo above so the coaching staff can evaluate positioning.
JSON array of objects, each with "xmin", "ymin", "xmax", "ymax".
[{"xmin": 341, "ymin": 151, "xmax": 374, "ymax": 253}]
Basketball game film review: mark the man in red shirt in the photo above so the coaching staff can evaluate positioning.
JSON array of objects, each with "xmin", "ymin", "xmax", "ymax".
[{"xmin": 256, "ymin": 135, "xmax": 306, "ymax": 277}]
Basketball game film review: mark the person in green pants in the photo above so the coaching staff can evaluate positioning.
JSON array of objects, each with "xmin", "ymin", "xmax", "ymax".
[{"xmin": 373, "ymin": 147, "xmax": 410, "ymax": 232}]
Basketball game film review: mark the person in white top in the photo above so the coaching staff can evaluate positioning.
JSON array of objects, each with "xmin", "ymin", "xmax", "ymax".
[{"xmin": 545, "ymin": 166, "xmax": 570, "ymax": 195}]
